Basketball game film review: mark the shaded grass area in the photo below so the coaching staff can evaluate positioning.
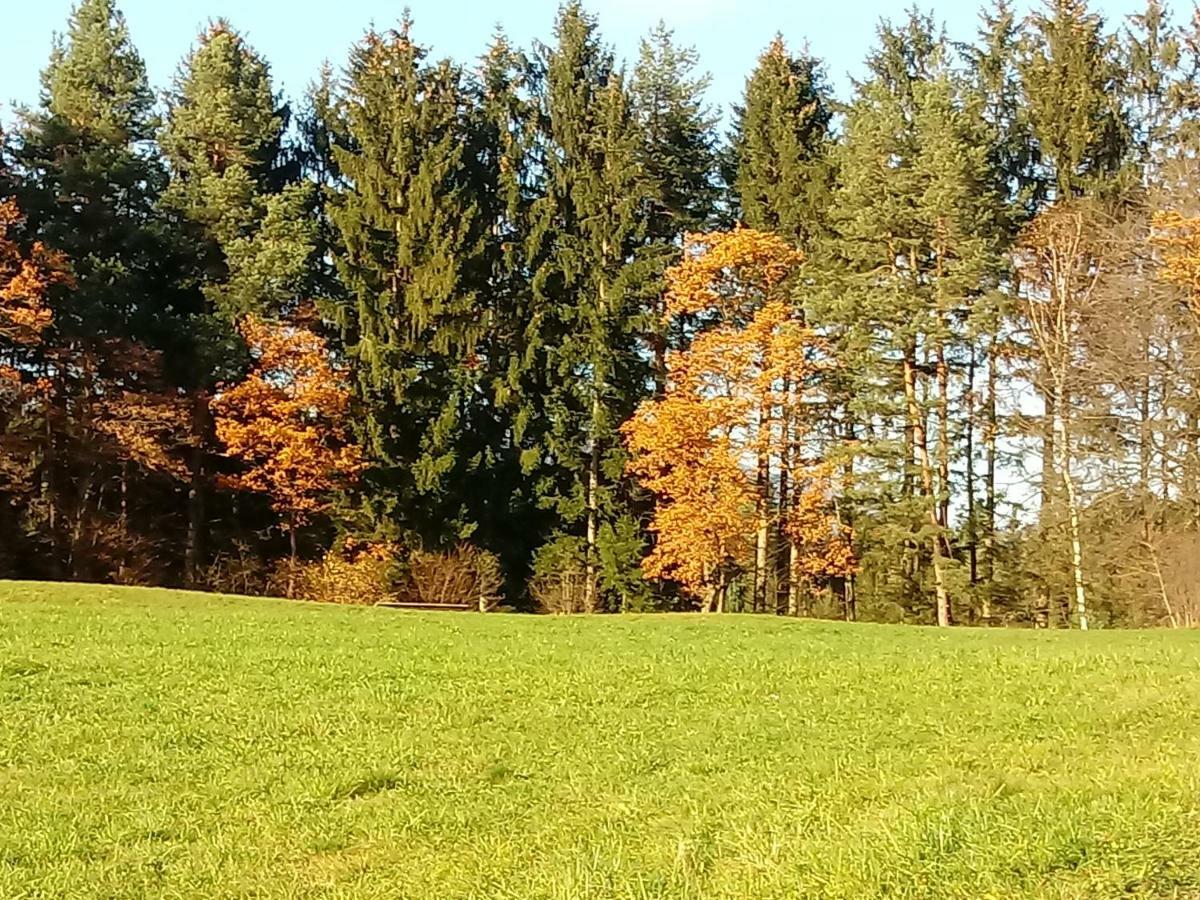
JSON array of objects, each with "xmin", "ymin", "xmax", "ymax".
[{"xmin": 1, "ymin": 581, "xmax": 1199, "ymax": 898}]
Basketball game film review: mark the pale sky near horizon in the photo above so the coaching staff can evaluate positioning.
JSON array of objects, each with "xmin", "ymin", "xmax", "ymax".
[{"xmin": 2, "ymin": 0, "xmax": 1154, "ymax": 127}]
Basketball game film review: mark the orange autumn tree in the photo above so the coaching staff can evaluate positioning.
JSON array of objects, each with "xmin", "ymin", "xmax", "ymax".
[
  {"xmin": 213, "ymin": 316, "xmax": 363, "ymax": 583},
  {"xmin": 0, "ymin": 198, "xmax": 65, "ymax": 354},
  {"xmin": 625, "ymin": 228, "xmax": 852, "ymax": 612},
  {"xmin": 1153, "ymin": 210, "xmax": 1200, "ymax": 317},
  {"xmin": 0, "ymin": 199, "xmax": 70, "ymax": 488}
]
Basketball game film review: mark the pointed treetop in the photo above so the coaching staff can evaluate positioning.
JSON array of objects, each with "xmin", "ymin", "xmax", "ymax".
[{"xmin": 41, "ymin": 0, "xmax": 155, "ymax": 144}]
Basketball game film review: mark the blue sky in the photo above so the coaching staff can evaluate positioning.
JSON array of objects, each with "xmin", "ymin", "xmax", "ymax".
[{"xmin": 4, "ymin": 0, "xmax": 1148, "ymax": 124}]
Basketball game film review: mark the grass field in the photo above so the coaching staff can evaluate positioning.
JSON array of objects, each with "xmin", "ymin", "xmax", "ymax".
[{"xmin": 2, "ymin": 583, "xmax": 1199, "ymax": 899}]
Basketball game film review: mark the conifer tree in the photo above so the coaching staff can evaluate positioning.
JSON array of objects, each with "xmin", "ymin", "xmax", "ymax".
[
  {"xmin": 816, "ymin": 15, "xmax": 1001, "ymax": 625},
  {"xmin": 1017, "ymin": 0, "xmax": 1128, "ymax": 201},
  {"xmin": 13, "ymin": 0, "xmax": 169, "ymax": 343},
  {"xmin": 528, "ymin": 3, "xmax": 651, "ymax": 611},
  {"xmin": 727, "ymin": 37, "xmax": 833, "ymax": 248},
  {"xmin": 160, "ymin": 20, "xmax": 316, "ymax": 582},
  {"xmin": 326, "ymin": 19, "xmax": 488, "ymax": 549},
  {"xmin": 631, "ymin": 23, "xmax": 719, "ymax": 393},
  {"xmin": 462, "ymin": 34, "xmax": 553, "ymax": 578}
]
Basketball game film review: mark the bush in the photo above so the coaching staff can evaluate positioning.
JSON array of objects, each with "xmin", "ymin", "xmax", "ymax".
[
  {"xmin": 402, "ymin": 544, "xmax": 503, "ymax": 611},
  {"xmin": 295, "ymin": 541, "xmax": 399, "ymax": 605},
  {"xmin": 203, "ymin": 541, "xmax": 270, "ymax": 597},
  {"xmin": 530, "ymin": 535, "xmax": 590, "ymax": 614}
]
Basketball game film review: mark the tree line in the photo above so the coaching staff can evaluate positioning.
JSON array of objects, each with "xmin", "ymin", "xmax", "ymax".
[{"xmin": 4, "ymin": 0, "xmax": 1200, "ymax": 626}]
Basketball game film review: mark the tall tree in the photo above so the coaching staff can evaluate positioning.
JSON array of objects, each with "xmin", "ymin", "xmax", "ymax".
[
  {"xmin": 631, "ymin": 22, "xmax": 719, "ymax": 394},
  {"xmin": 12, "ymin": 0, "xmax": 170, "ymax": 343},
  {"xmin": 726, "ymin": 36, "xmax": 833, "ymax": 249},
  {"xmin": 527, "ymin": 3, "xmax": 650, "ymax": 611},
  {"xmin": 815, "ymin": 14, "xmax": 1001, "ymax": 626},
  {"xmin": 160, "ymin": 19, "xmax": 316, "ymax": 583},
  {"xmin": 1018, "ymin": 0, "xmax": 1128, "ymax": 201},
  {"xmin": 326, "ymin": 19, "xmax": 489, "ymax": 551}
]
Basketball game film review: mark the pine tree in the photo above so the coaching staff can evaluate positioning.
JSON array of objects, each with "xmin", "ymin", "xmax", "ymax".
[
  {"xmin": 815, "ymin": 14, "xmax": 1001, "ymax": 626},
  {"xmin": 727, "ymin": 36, "xmax": 832, "ymax": 248},
  {"xmin": 13, "ymin": 0, "xmax": 168, "ymax": 343},
  {"xmin": 461, "ymin": 34, "xmax": 553, "ymax": 582},
  {"xmin": 528, "ymin": 3, "xmax": 651, "ymax": 611},
  {"xmin": 326, "ymin": 19, "xmax": 488, "ymax": 550}
]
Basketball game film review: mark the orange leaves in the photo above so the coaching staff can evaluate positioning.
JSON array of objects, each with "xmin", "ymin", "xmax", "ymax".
[
  {"xmin": 213, "ymin": 316, "xmax": 363, "ymax": 527},
  {"xmin": 0, "ymin": 199, "xmax": 70, "ymax": 347},
  {"xmin": 625, "ymin": 228, "xmax": 851, "ymax": 603},
  {"xmin": 665, "ymin": 228, "xmax": 804, "ymax": 322},
  {"xmin": 1153, "ymin": 210, "xmax": 1200, "ymax": 315},
  {"xmin": 786, "ymin": 465, "xmax": 858, "ymax": 581}
]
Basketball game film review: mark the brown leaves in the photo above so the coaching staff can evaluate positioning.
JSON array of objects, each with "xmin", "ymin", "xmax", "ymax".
[
  {"xmin": 0, "ymin": 200, "xmax": 70, "ymax": 347},
  {"xmin": 212, "ymin": 316, "xmax": 363, "ymax": 527}
]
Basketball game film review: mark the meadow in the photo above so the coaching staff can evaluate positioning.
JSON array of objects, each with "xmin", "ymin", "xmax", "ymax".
[{"xmin": 2, "ymin": 582, "xmax": 1199, "ymax": 899}]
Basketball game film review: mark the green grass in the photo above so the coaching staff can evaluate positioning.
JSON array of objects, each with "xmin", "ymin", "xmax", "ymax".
[{"xmin": 2, "ymin": 582, "xmax": 1199, "ymax": 899}]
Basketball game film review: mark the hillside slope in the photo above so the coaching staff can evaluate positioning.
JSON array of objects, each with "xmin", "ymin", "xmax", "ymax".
[{"xmin": 2, "ymin": 582, "xmax": 1199, "ymax": 898}]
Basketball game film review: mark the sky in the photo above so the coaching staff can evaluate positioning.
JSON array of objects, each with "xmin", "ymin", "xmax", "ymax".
[{"xmin": 2, "ymin": 0, "xmax": 1148, "ymax": 126}]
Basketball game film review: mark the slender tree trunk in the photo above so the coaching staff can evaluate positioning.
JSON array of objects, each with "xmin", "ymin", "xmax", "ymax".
[
  {"xmin": 982, "ymin": 345, "xmax": 997, "ymax": 617},
  {"xmin": 935, "ymin": 346, "xmax": 951, "ymax": 533},
  {"xmin": 287, "ymin": 514, "xmax": 298, "ymax": 599},
  {"xmin": 185, "ymin": 393, "xmax": 209, "ymax": 587},
  {"xmin": 1041, "ymin": 386, "xmax": 1056, "ymax": 515},
  {"xmin": 787, "ymin": 540, "xmax": 801, "ymax": 616},
  {"xmin": 1144, "ymin": 539, "xmax": 1179, "ymax": 628},
  {"xmin": 1139, "ymin": 335, "xmax": 1154, "ymax": 543},
  {"xmin": 584, "ymin": 390, "xmax": 600, "ymax": 614},
  {"xmin": 905, "ymin": 352, "xmax": 950, "ymax": 627},
  {"xmin": 118, "ymin": 461, "xmax": 128, "ymax": 583},
  {"xmin": 965, "ymin": 351, "xmax": 978, "ymax": 596},
  {"xmin": 1051, "ymin": 382, "xmax": 1088, "ymax": 631},
  {"xmin": 753, "ymin": 399, "xmax": 771, "ymax": 613},
  {"xmin": 776, "ymin": 378, "xmax": 792, "ymax": 614}
]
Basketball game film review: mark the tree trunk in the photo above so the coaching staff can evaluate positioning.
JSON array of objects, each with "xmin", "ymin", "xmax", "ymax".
[
  {"xmin": 787, "ymin": 540, "xmax": 801, "ymax": 616},
  {"xmin": 982, "ymin": 345, "xmax": 997, "ymax": 618},
  {"xmin": 287, "ymin": 514, "xmax": 298, "ymax": 599},
  {"xmin": 965, "ymin": 350, "xmax": 977, "ymax": 584},
  {"xmin": 753, "ymin": 399, "xmax": 771, "ymax": 613},
  {"xmin": 935, "ymin": 346, "xmax": 951, "ymax": 533},
  {"xmin": 1052, "ymin": 384, "xmax": 1088, "ymax": 631},
  {"xmin": 584, "ymin": 391, "xmax": 600, "ymax": 614},
  {"xmin": 185, "ymin": 394, "xmax": 210, "ymax": 587},
  {"xmin": 904, "ymin": 352, "xmax": 950, "ymax": 627},
  {"xmin": 118, "ymin": 461, "xmax": 128, "ymax": 583}
]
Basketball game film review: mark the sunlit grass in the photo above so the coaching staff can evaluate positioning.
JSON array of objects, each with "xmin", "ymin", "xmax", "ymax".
[{"xmin": 2, "ymin": 581, "xmax": 1198, "ymax": 898}]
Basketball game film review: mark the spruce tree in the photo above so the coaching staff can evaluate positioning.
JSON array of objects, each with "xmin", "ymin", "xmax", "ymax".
[
  {"xmin": 161, "ymin": 20, "xmax": 313, "ymax": 327},
  {"xmin": 326, "ymin": 19, "xmax": 489, "ymax": 549},
  {"xmin": 1017, "ymin": 0, "xmax": 1128, "ymax": 200},
  {"xmin": 528, "ymin": 3, "xmax": 651, "ymax": 611},
  {"xmin": 727, "ymin": 37, "xmax": 832, "ymax": 248},
  {"xmin": 630, "ymin": 22, "xmax": 719, "ymax": 394},
  {"xmin": 461, "ymin": 34, "xmax": 554, "ymax": 581}
]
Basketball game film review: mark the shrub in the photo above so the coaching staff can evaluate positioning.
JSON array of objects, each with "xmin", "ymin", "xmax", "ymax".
[
  {"xmin": 403, "ymin": 544, "xmax": 503, "ymax": 611},
  {"xmin": 203, "ymin": 541, "xmax": 270, "ymax": 597},
  {"xmin": 530, "ymin": 535, "xmax": 590, "ymax": 614},
  {"xmin": 296, "ymin": 540, "xmax": 399, "ymax": 605}
]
